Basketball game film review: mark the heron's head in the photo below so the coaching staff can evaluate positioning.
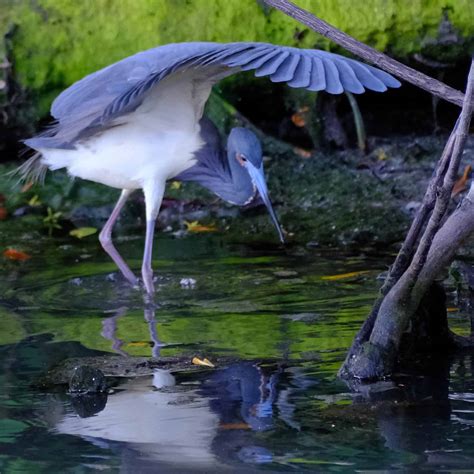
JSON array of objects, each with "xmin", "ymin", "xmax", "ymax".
[{"xmin": 228, "ymin": 127, "xmax": 284, "ymax": 243}]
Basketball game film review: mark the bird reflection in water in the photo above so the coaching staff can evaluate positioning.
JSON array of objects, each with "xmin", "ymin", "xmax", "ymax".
[
  {"xmin": 58, "ymin": 328, "xmax": 310, "ymax": 470},
  {"xmin": 200, "ymin": 361, "xmax": 280, "ymax": 432},
  {"xmin": 64, "ymin": 301, "xmax": 315, "ymax": 469}
]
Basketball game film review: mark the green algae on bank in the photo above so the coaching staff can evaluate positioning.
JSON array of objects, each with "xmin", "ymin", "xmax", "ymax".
[{"xmin": 4, "ymin": 0, "xmax": 474, "ymax": 117}]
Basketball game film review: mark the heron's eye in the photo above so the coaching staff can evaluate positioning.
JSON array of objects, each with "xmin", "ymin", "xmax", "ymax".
[{"xmin": 236, "ymin": 153, "xmax": 247, "ymax": 167}]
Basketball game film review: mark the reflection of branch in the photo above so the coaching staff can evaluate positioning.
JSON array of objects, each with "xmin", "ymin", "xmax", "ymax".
[{"xmin": 263, "ymin": 0, "xmax": 472, "ymax": 108}]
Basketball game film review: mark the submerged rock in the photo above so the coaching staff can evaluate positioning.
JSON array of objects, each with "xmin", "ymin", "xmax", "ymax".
[
  {"xmin": 70, "ymin": 393, "xmax": 108, "ymax": 418},
  {"xmin": 69, "ymin": 366, "xmax": 107, "ymax": 394},
  {"xmin": 180, "ymin": 277, "xmax": 197, "ymax": 289}
]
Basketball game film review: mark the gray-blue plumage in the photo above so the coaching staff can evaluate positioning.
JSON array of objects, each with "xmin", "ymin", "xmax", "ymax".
[
  {"xmin": 177, "ymin": 118, "xmax": 258, "ymax": 206},
  {"xmin": 176, "ymin": 117, "xmax": 285, "ymax": 242}
]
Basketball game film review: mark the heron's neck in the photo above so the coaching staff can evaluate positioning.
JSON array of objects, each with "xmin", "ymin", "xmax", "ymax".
[{"xmin": 225, "ymin": 147, "xmax": 255, "ymax": 206}]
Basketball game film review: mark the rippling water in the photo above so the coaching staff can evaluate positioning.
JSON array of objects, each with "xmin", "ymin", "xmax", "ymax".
[{"xmin": 1, "ymin": 234, "xmax": 474, "ymax": 472}]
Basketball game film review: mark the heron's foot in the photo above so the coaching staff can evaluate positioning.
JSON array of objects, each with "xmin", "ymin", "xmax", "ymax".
[{"xmin": 141, "ymin": 265, "xmax": 155, "ymax": 294}]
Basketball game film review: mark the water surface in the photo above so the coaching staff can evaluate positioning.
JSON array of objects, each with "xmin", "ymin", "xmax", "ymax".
[{"xmin": 1, "ymin": 234, "xmax": 473, "ymax": 472}]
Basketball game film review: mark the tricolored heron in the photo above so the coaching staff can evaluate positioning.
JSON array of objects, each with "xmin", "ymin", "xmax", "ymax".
[{"xmin": 20, "ymin": 42, "xmax": 400, "ymax": 294}]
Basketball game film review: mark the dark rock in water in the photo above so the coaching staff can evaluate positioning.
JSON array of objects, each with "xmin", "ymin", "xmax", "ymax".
[
  {"xmin": 69, "ymin": 366, "xmax": 107, "ymax": 394},
  {"xmin": 70, "ymin": 393, "xmax": 108, "ymax": 418}
]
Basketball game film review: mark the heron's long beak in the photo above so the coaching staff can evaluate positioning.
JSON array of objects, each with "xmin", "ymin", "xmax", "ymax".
[{"xmin": 247, "ymin": 162, "xmax": 285, "ymax": 244}]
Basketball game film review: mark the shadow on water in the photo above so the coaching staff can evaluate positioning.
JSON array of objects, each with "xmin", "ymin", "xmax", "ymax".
[{"xmin": 1, "ymin": 235, "xmax": 474, "ymax": 471}]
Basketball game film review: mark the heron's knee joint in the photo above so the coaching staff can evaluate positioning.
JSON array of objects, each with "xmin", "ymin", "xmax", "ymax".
[{"xmin": 99, "ymin": 232, "xmax": 112, "ymax": 247}]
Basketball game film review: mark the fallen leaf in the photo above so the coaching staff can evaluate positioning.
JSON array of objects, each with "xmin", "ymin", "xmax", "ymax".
[
  {"xmin": 293, "ymin": 147, "xmax": 313, "ymax": 158},
  {"xmin": 28, "ymin": 195, "xmax": 41, "ymax": 207},
  {"xmin": 192, "ymin": 357, "xmax": 215, "ymax": 368},
  {"xmin": 446, "ymin": 307, "xmax": 459, "ymax": 313},
  {"xmin": 321, "ymin": 270, "xmax": 371, "ymax": 281},
  {"xmin": 3, "ymin": 249, "xmax": 31, "ymax": 261},
  {"xmin": 452, "ymin": 165, "xmax": 472, "ymax": 197},
  {"xmin": 291, "ymin": 106, "xmax": 310, "ymax": 127},
  {"xmin": 0, "ymin": 207, "xmax": 7, "ymax": 220},
  {"xmin": 219, "ymin": 423, "xmax": 251, "ymax": 430},
  {"xmin": 184, "ymin": 221, "xmax": 217, "ymax": 233},
  {"xmin": 21, "ymin": 182, "xmax": 34, "ymax": 193},
  {"xmin": 375, "ymin": 148, "xmax": 389, "ymax": 161},
  {"xmin": 70, "ymin": 227, "xmax": 98, "ymax": 239},
  {"xmin": 170, "ymin": 181, "xmax": 181, "ymax": 190},
  {"xmin": 127, "ymin": 341, "xmax": 150, "ymax": 347}
]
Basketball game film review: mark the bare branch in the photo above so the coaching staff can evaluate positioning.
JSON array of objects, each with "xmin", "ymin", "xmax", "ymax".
[
  {"xmin": 263, "ymin": 0, "xmax": 472, "ymax": 109},
  {"xmin": 340, "ymin": 60, "xmax": 474, "ymax": 379},
  {"xmin": 369, "ymin": 59, "xmax": 474, "ymax": 351},
  {"xmin": 381, "ymin": 132, "xmax": 457, "ymax": 293},
  {"xmin": 405, "ymin": 60, "xmax": 474, "ymax": 281},
  {"xmin": 418, "ymin": 193, "xmax": 474, "ymax": 291}
]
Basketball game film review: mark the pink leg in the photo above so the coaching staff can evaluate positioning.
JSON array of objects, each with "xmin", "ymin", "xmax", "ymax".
[
  {"xmin": 142, "ymin": 219, "xmax": 156, "ymax": 294},
  {"xmin": 99, "ymin": 189, "xmax": 139, "ymax": 287},
  {"xmin": 141, "ymin": 181, "xmax": 165, "ymax": 295}
]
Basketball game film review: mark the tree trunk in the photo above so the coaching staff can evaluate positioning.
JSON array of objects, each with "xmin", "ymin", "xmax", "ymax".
[
  {"xmin": 340, "ymin": 185, "xmax": 474, "ymax": 379},
  {"xmin": 263, "ymin": 0, "xmax": 474, "ymax": 382}
]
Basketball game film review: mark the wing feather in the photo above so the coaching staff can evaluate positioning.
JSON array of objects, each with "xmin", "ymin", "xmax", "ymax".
[
  {"xmin": 365, "ymin": 64, "xmax": 401, "ymax": 88},
  {"xmin": 270, "ymin": 53, "xmax": 300, "ymax": 82},
  {"xmin": 308, "ymin": 57, "xmax": 326, "ymax": 91},
  {"xmin": 255, "ymin": 50, "xmax": 290, "ymax": 77},
  {"xmin": 322, "ymin": 57, "xmax": 344, "ymax": 94},
  {"xmin": 344, "ymin": 60, "xmax": 386, "ymax": 92},
  {"xmin": 240, "ymin": 49, "xmax": 281, "ymax": 71},
  {"xmin": 334, "ymin": 59, "xmax": 365, "ymax": 93},
  {"xmin": 220, "ymin": 45, "xmax": 270, "ymax": 67},
  {"xmin": 287, "ymin": 54, "xmax": 312, "ymax": 88}
]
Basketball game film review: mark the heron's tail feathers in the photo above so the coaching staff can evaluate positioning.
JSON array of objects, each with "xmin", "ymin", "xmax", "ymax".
[{"xmin": 9, "ymin": 152, "xmax": 48, "ymax": 184}]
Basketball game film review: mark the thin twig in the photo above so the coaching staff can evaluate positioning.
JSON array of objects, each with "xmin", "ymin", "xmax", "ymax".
[
  {"xmin": 263, "ymin": 0, "xmax": 472, "ymax": 109},
  {"xmin": 345, "ymin": 92, "xmax": 366, "ymax": 152}
]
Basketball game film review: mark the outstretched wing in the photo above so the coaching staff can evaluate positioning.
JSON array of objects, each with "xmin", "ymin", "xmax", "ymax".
[{"xmin": 27, "ymin": 42, "xmax": 400, "ymax": 149}]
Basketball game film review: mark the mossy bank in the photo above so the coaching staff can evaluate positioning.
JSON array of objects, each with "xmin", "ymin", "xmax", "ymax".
[{"xmin": 3, "ymin": 0, "xmax": 474, "ymax": 118}]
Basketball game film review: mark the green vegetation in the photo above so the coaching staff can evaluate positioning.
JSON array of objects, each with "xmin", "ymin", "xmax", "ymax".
[{"xmin": 3, "ymin": 0, "xmax": 474, "ymax": 117}]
